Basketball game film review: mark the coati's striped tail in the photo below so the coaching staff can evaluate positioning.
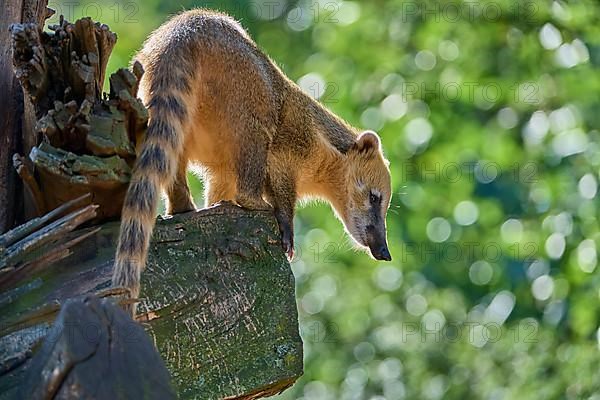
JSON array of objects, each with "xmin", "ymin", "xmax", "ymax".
[{"xmin": 112, "ymin": 89, "xmax": 189, "ymax": 312}]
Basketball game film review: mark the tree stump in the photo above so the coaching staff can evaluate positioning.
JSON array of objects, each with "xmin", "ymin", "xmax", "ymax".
[
  {"xmin": 9, "ymin": 15, "xmax": 147, "ymax": 222},
  {"xmin": 0, "ymin": 203, "xmax": 303, "ymax": 399}
]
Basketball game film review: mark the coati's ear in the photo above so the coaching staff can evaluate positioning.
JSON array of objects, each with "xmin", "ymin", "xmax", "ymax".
[{"xmin": 353, "ymin": 130, "xmax": 381, "ymax": 154}]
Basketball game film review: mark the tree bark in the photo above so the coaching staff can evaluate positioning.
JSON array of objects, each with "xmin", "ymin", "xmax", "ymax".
[
  {"xmin": 0, "ymin": 0, "xmax": 50, "ymax": 233},
  {"xmin": 0, "ymin": 203, "xmax": 303, "ymax": 399},
  {"xmin": 0, "ymin": 0, "xmax": 25, "ymax": 234}
]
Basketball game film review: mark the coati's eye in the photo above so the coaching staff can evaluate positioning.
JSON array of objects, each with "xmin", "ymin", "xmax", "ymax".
[{"xmin": 369, "ymin": 190, "xmax": 381, "ymax": 204}]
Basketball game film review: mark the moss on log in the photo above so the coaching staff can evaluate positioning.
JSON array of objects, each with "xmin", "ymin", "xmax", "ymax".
[{"xmin": 0, "ymin": 203, "xmax": 303, "ymax": 399}]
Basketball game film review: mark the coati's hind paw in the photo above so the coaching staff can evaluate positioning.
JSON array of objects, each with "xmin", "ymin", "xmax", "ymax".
[
  {"xmin": 235, "ymin": 194, "xmax": 272, "ymax": 211},
  {"xmin": 168, "ymin": 203, "xmax": 196, "ymax": 215}
]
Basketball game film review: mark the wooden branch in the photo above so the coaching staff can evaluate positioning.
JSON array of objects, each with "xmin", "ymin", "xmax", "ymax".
[
  {"xmin": 0, "ymin": 226, "xmax": 100, "ymax": 292},
  {"xmin": 12, "ymin": 154, "xmax": 45, "ymax": 217},
  {"xmin": 0, "ymin": 202, "xmax": 98, "ymax": 271},
  {"xmin": 0, "ymin": 193, "xmax": 90, "ymax": 251},
  {"xmin": 0, "ymin": 204, "xmax": 303, "ymax": 399}
]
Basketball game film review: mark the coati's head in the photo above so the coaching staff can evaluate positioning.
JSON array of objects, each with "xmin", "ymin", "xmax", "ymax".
[{"xmin": 338, "ymin": 130, "xmax": 392, "ymax": 261}]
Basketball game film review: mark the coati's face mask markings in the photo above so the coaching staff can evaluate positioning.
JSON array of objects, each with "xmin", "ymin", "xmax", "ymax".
[{"xmin": 342, "ymin": 131, "xmax": 392, "ymax": 261}]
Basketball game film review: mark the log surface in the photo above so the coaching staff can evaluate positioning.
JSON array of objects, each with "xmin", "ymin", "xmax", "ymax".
[{"xmin": 0, "ymin": 203, "xmax": 303, "ymax": 399}]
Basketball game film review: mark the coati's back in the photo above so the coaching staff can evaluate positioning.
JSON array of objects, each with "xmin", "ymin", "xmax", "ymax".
[{"xmin": 135, "ymin": 10, "xmax": 284, "ymax": 121}]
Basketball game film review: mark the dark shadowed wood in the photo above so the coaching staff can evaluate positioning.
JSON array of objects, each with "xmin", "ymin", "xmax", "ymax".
[
  {"xmin": 0, "ymin": 0, "xmax": 26, "ymax": 234},
  {"xmin": 0, "ymin": 0, "xmax": 51, "ymax": 232},
  {"xmin": 0, "ymin": 203, "xmax": 303, "ymax": 399},
  {"xmin": 21, "ymin": 295, "xmax": 175, "ymax": 400}
]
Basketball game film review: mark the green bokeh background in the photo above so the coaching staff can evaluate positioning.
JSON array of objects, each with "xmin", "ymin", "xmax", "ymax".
[{"xmin": 47, "ymin": 0, "xmax": 600, "ymax": 398}]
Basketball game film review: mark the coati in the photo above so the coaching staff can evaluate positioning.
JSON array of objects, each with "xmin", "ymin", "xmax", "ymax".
[{"xmin": 113, "ymin": 9, "xmax": 393, "ymax": 313}]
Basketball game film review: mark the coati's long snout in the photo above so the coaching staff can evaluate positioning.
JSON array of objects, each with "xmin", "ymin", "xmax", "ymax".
[{"xmin": 340, "ymin": 131, "xmax": 393, "ymax": 262}]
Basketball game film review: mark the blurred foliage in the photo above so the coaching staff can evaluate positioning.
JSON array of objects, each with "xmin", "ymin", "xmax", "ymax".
[{"xmin": 48, "ymin": 0, "xmax": 600, "ymax": 398}]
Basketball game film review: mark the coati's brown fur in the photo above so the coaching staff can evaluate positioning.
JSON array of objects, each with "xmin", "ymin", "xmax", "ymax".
[{"xmin": 113, "ymin": 9, "xmax": 392, "ymax": 313}]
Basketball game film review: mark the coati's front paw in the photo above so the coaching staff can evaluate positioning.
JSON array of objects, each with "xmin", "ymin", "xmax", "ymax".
[
  {"xmin": 282, "ymin": 233, "xmax": 294, "ymax": 261},
  {"xmin": 235, "ymin": 194, "xmax": 272, "ymax": 211},
  {"xmin": 275, "ymin": 216, "xmax": 294, "ymax": 261}
]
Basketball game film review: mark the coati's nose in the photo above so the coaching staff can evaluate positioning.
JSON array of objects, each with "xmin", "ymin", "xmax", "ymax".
[
  {"xmin": 371, "ymin": 245, "xmax": 392, "ymax": 261},
  {"xmin": 376, "ymin": 246, "xmax": 392, "ymax": 261},
  {"xmin": 366, "ymin": 224, "xmax": 392, "ymax": 261}
]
